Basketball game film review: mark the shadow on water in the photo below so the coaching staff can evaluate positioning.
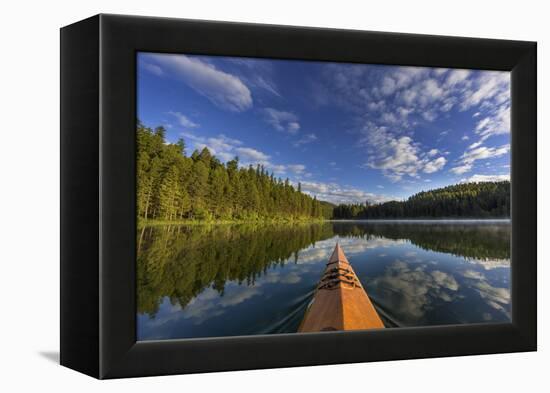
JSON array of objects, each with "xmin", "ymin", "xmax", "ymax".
[
  {"xmin": 258, "ymin": 289, "xmax": 315, "ymax": 334},
  {"xmin": 369, "ymin": 298, "xmax": 401, "ymax": 328}
]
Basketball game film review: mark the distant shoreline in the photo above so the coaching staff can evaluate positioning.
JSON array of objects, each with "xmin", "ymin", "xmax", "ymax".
[
  {"xmin": 328, "ymin": 218, "xmax": 511, "ymax": 223},
  {"xmin": 138, "ymin": 217, "xmax": 511, "ymax": 227},
  {"xmin": 138, "ymin": 218, "xmax": 327, "ymax": 227}
]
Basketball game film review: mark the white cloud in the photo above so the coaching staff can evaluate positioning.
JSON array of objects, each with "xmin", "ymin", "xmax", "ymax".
[
  {"xmin": 423, "ymin": 78, "xmax": 444, "ymax": 99},
  {"xmin": 377, "ymin": 86, "xmax": 441, "ymax": 126},
  {"xmin": 430, "ymin": 270, "xmax": 459, "ymax": 291},
  {"xmin": 269, "ymin": 164, "xmax": 287, "ymax": 175},
  {"xmin": 400, "ymin": 89, "xmax": 419, "ymax": 106},
  {"xmin": 299, "ymin": 180, "xmax": 398, "ymax": 205},
  {"xmin": 226, "ymin": 57, "xmax": 281, "ymax": 98},
  {"xmin": 424, "ymin": 157, "xmax": 447, "ymax": 173},
  {"xmin": 367, "ymin": 134, "xmax": 423, "ymax": 180},
  {"xmin": 181, "ymin": 132, "xmax": 243, "ymax": 162},
  {"xmin": 288, "ymin": 122, "xmax": 300, "ymax": 133},
  {"xmin": 461, "ymin": 270, "xmax": 485, "ymax": 280},
  {"xmin": 422, "ymin": 111, "xmax": 437, "ymax": 122},
  {"xmin": 462, "ymin": 144, "xmax": 510, "ymax": 164},
  {"xmin": 451, "ymin": 144, "xmax": 510, "ymax": 175},
  {"xmin": 287, "ymin": 164, "xmax": 306, "ymax": 174},
  {"xmin": 263, "ymin": 270, "xmax": 302, "ymax": 284},
  {"xmin": 460, "ymin": 71, "xmax": 510, "ymax": 111},
  {"xmin": 178, "ymin": 284, "xmax": 262, "ymax": 324},
  {"xmin": 369, "ymin": 261, "xmax": 461, "ymax": 321},
  {"xmin": 444, "ymin": 69, "xmax": 471, "ymax": 87},
  {"xmin": 440, "ymin": 98, "xmax": 455, "ymax": 112},
  {"xmin": 459, "ymin": 265, "xmax": 511, "ymax": 318},
  {"xmin": 146, "ymin": 53, "xmax": 252, "ymax": 112},
  {"xmin": 471, "ymin": 280, "xmax": 510, "ymax": 315},
  {"xmin": 317, "ymin": 66, "xmax": 511, "ymax": 178},
  {"xmin": 181, "ymin": 130, "xmax": 313, "ymax": 178},
  {"xmin": 381, "ymin": 76, "xmax": 397, "ymax": 96},
  {"xmin": 450, "ymin": 164, "xmax": 473, "ymax": 175},
  {"xmin": 205, "ymin": 136, "xmax": 243, "ymax": 161},
  {"xmin": 340, "ymin": 236, "xmax": 407, "ymax": 254},
  {"xmin": 466, "ymin": 258, "xmax": 510, "ymax": 270},
  {"xmin": 263, "ymin": 108, "xmax": 301, "ymax": 134},
  {"xmin": 381, "ymin": 112, "xmax": 399, "ymax": 124},
  {"xmin": 253, "ymin": 76, "xmax": 281, "ymax": 97},
  {"xmin": 314, "ymin": 65, "xmax": 511, "ymax": 183},
  {"xmin": 235, "ymin": 147, "xmax": 270, "ymax": 162},
  {"xmin": 458, "ymin": 71, "xmax": 510, "ymax": 143},
  {"xmin": 460, "ymin": 174, "xmax": 510, "ymax": 183},
  {"xmin": 475, "ymin": 105, "xmax": 510, "ymax": 141},
  {"xmin": 368, "ymin": 101, "xmax": 386, "ymax": 111},
  {"xmin": 293, "ymin": 133, "xmax": 318, "ymax": 147},
  {"xmin": 142, "ymin": 62, "xmax": 163, "ymax": 76},
  {"xmin": 361, "ymin": 124, "xmax": 447, "ymax": 181},
  {"xmin": 167, "ymin": 111, "xmax": 199, "ymax": 128},
  {"xmin": 393, "ymin": 67, "xmax": 428, "ymax": 89},
  {"xmin": 468, "ymin": 141, "xmax": 483, "ymax": 150},
  {"xmin": 391, "ymin": 76, "xmax": 447, "ymax": 117}
]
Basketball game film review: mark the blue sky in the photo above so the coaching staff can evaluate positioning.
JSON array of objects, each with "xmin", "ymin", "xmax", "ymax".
[{"xmin": 137, "ymin": 52, "xmax": 510, "ymax": 204}]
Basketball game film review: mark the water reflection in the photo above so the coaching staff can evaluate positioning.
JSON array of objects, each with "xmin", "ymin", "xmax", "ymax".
[
  {"xmin": 332, "ymin": 221, "xmax": 510, "ymax": 260},
  {"xmin": 370, "ymin": 261, "xmax": 460, "ymax": 322},
  {"xmin": 137, "ymin": 222, "xmax": 333, "ymax": 317},
  {"xmin": 137, "ymin": 221, "xmax": 511, "ymax": 340}
]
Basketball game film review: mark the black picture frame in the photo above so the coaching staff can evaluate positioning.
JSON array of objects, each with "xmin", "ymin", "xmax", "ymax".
[{"xmin": 60, "ymin": 14, "xmax": 537, "ymax": 379}]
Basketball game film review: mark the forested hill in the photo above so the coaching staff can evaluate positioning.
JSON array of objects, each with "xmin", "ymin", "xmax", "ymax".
[
  {"xmin": 333, "ymin": 181, "xmax": 510, "ymax": 219},
  {"xmin": 137, "ymin": 123, "xmax": 333, "ymax": 222}
]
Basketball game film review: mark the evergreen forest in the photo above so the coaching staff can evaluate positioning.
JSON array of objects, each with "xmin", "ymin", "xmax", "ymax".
[
  {"xmin": 332, "ymin": 181, "xmax": 510, "ymax": 219},
  {"xmin": 137, "ymin": 122, "xmax": 332, "ymax": 222},
  {"xmin": 138, "ymin": 122, "xmax": 510, "ymax": 222}
]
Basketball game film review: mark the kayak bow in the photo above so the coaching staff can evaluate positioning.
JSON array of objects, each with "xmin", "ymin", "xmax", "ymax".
[{"xmin": 298, "ymin": 243, "xmax": 385, "ymax": 332}]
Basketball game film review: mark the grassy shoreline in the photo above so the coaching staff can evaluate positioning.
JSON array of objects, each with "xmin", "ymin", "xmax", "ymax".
[
  {"xmin": 138, "ymin": 217, "xmax": 327, "ymax": 227},
  {"xmin": 138, "ymin": 216, "xmax": 510, "ymax": 228}
]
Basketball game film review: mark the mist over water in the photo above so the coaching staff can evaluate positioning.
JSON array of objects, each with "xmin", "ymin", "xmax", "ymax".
[{"xmin": 136, "ymin": 221, "xmax": 511, "ymax": 341}]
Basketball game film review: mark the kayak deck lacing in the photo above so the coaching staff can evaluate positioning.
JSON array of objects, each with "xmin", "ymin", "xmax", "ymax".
[{"xmin": 317, "ymin": 265, "xmax": 362, "ymax": 290}]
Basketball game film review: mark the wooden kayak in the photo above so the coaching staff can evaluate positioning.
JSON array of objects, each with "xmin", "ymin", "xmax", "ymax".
[{"xmin": 298, "ymin": 243, "xmax": 385, "ymax": 332}]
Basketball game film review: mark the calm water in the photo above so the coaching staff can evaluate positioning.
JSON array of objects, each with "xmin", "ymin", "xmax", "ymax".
[{"xmin": 137, "ymin": 220, "xmax": 511, "ymax": 341}]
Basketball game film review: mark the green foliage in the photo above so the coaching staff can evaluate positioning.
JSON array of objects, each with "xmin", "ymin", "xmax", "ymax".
[
  {"xmin": 137, "ymin": 222, "xmax": 335, "ymax": 315},
  {"xmin": 137, "ymin": 122, "xmax": 329, "ymax": 222},
  {"xmin": 331, "ymin": 222, "xmax": 511, "ymax": 260},
  {"xmin": 137, "ymin": 221, "xmax": 510, "ymax": 316},
  {"xmin": 333, "ymin": 181, "xmax": 510, "ymax": 219},
  {"xmin": 138, "ymin": 121, "xmax": 508, "ymax": 222}
]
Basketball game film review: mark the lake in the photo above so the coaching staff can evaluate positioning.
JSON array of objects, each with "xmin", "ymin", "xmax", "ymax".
[{"xmin": 137, "ymin": 220, "xmax": 511, "ymax": 341}]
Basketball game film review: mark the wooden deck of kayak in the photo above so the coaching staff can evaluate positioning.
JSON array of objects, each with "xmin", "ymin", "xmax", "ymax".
[{"xmin": 298, "ymin": 243, "xmax": 385, "ymax": 332}]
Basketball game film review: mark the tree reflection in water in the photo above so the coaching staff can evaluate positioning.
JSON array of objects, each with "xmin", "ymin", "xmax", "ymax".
[
  {"xmin": 137, "ymin": 221, "xmax": 511, "ymax": 335},
  {"xmin": 137, "ymin": 222, "xmax": 334, "ymax": 316}
]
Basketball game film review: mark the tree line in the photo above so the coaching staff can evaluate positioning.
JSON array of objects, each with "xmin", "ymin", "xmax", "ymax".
[
  {"xmin": 137, "ymin": 122, "xmax": 332, "ymax": 222},
  {"xmin": 333, "ymin": 181, "xmax": 510, "ymax": 219}
]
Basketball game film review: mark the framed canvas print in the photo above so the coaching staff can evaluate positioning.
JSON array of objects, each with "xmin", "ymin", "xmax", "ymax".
[{"xmin": 60, "ymin": 14, "xmax": 537, "ymax": 379}]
